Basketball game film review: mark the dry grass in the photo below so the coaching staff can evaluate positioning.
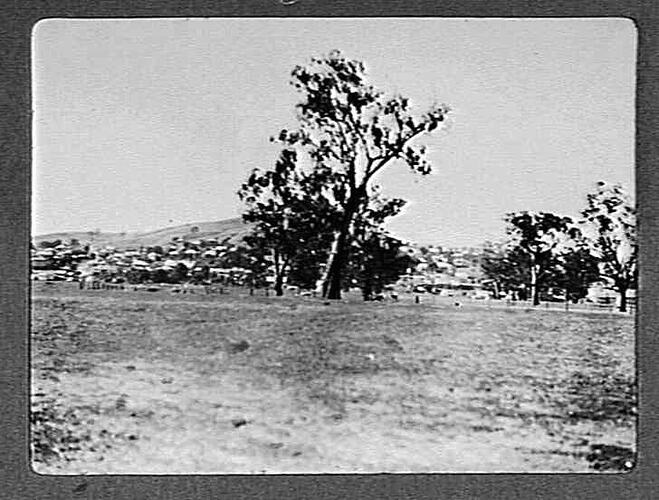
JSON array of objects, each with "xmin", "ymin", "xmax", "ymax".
[{"xmin": 30, "ymin": 282, "xmax": 635, "ymax": 473}]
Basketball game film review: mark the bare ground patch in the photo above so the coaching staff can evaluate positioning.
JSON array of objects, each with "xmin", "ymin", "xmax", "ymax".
[{"xmin": 30, "ymin": 283, "xmax": 635, "ymax": 473}]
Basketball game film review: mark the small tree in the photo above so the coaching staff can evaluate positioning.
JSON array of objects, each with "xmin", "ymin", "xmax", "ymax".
[
  {"xmin": 350, "ymin": 232, "xmax": 413, "ymax": 301},
  {"xmin": 170, "ymin": 263, "xmax": 189, "ymax": 284},
  {"xmin": 239, "ymin": 150, "xmax": 299, "ymax": 295},
  {"xmin": 274, "ymin": 50, "xmax": 450, "ymax": 299},
  {"xmin": 286, "ymin": 242, "xmax": 332, "ymax": 291},
  {"xmin": 126, "ymin": 268, "xmax": 150, "ymax": 284},
  {"xmin": 239, "ymin": 149, "xmax": 339, "ymax": 296},
  {"xmin": 550, "ymin": 245, "xmax": 601, "ymax": 303},
  {"xmin": 343, "ymin": 190, "xmax": 409, "ymax": 300},
  {"xmin": 150, "ymin": 268, "xmax": 169, "ymax": 284},
  {"xmin": 191, "ymin": 264, "xmax": 210, "ymax": 284},
  {"xmin": 504, "ymin": 212, "xmax": 573, "ymax": 306},
  {"xmin": 482, "ymin": 244, "xmax": 533, "ymax": 299},
  {"xmin": 581, "ymin": 181, "xmax": 637, "ymax": 312}
]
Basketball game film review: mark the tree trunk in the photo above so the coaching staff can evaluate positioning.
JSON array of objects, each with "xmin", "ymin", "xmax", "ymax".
[
  {"xmin": 362, "ymin": 278, "xmax": 373, "ymax": 301},
  {"xmin": 272, "ymin": 249, "xmax": 285, "ymax": 297},
  {"xmin": 531, "ymin": 262, "xmax": 540, "ymax": 306},
  {"xmin": 325, "ymin": 227, "xmax": 350, "ymax": 299},
  {"xmin": 321, "ymin": 231, "xmax": 340, "ymax": 298},
  {"xmin": 322, "ymin": 189, "xmax": 364, "ymax": 300},
  {"xmin": 274, "ymin": 272, "xmax": 284, "ymax": 297},
  {"xmin": 618, "ymin": 286, "xmax": 628, "ymax": 313}
]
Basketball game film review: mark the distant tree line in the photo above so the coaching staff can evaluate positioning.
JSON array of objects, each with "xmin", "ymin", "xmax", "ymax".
[{"xmin": 482, "ymin": 182, "xmax": 637, "ymax": 312}]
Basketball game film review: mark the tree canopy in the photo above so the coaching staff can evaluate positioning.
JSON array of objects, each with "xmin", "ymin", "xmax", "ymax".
[
  {"xmin": 580, "ymin": 181, "xmax": 637, "ymax": 312},
  {"xmin": 270, "ymin": 50, "xmax": 450, "ymax": 299},
  {"xmin": 238, "ymin": 148, "xmax": 339, "ymax": 295},
  {"xmin": 481, "ymin": 244, "xmax": 533, "ymax": 299},
  {"xmin": 496, "ymin": 212, "xmax": 575, "ymax": 305},
  {"xmin": 238, "ymin": 50, "xmax": 449, "ymax": 298},
  {"xmin": 549, "ymin": 245, "xmax": 601, "ymax": 303}
]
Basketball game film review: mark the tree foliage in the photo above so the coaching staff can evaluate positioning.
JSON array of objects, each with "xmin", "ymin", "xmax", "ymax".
[
  {"xmin": 350, "ymin": 232, "xmax": 414, "ymax": 301},
  {"xmin": 271, "ymin": 50, "xmax": 450, "ymax": 299},
  {"xmin": 484, "ymin": 210, "xmax": 606, "ymax": 305},
  {"xmin": 238, "ymin": 149, "xmax": 338, "ymax": 295},
  {"xmin": 481, "ymin": 244, "xmax": 533, "ymax": 298},
  {"xmin": 38, "ymin": 239, "xmax": 62, "ymax": 249},
  {"xmin": 580, "ymin": 181, "xmax": 637, "ymax": 312},
  {"xmin": 549, "ymin": 245, "xmax": 601, "ymax": 303},
  {"xmin": 501, "ymin": 212, "xmax": 574, "ymax": 305},
  {"xmin": 348, "ymin": 191, "xmax": 410, "ymax": 297}
]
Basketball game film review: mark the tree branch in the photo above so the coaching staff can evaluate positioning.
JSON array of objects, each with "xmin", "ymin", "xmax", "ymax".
[
  {"xmin": 344, "ymin": 106, "xmax": 372, "ymax": 164},
  {"xmin": 364, "ymin": 124, "xmax": 426, "ymax": 182}
]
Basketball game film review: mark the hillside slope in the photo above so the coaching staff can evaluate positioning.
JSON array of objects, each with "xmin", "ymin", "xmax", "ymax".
[{"xmin": 34, "ymin": 218, "xmax": 253, "ymax": 249}]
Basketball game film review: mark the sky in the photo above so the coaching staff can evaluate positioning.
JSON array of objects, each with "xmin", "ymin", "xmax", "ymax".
[{"xmin": 32, "ymin": 18, "xmax": 636, "ymax": 246}]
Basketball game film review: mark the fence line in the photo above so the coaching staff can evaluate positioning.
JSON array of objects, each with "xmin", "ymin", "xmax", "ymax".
[
  {"xmin": 406, "ymin": 292, "xmax": 636, "ymax": 315},
  {"xmin": 47, "ymin": 280, "xmax": 638, "ymax": 315}
]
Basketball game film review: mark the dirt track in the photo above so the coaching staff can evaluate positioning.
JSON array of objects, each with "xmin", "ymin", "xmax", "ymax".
[{"xmin": 31, "ymin": 283, "xmax": 636, "ymax": 473}]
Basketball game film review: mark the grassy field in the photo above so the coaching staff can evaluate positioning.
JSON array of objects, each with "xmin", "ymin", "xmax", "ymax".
[{"xmin": 30, "ymin": 282, "xmax": 636, "ymax": 473}]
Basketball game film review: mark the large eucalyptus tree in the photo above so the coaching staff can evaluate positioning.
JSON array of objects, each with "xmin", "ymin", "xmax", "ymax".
[{"xmin": 271, "ymin": 50, "xmax": 450, "ymax": 299}]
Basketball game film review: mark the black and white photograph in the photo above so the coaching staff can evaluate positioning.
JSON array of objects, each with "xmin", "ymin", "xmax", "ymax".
[{"xmin": 30, "ymin": 17, "xmax": 637, "ymax": 474}]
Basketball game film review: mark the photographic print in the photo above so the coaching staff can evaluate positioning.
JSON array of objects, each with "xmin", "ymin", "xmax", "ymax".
[{"xmin": 30, "ymin": 17, "xmax": 636, "ymax": 474}]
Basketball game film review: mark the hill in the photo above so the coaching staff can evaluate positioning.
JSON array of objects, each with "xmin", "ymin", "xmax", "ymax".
[{"xmin": 33, "ymin": 218, "xmax": 254, "ymax": 250}]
